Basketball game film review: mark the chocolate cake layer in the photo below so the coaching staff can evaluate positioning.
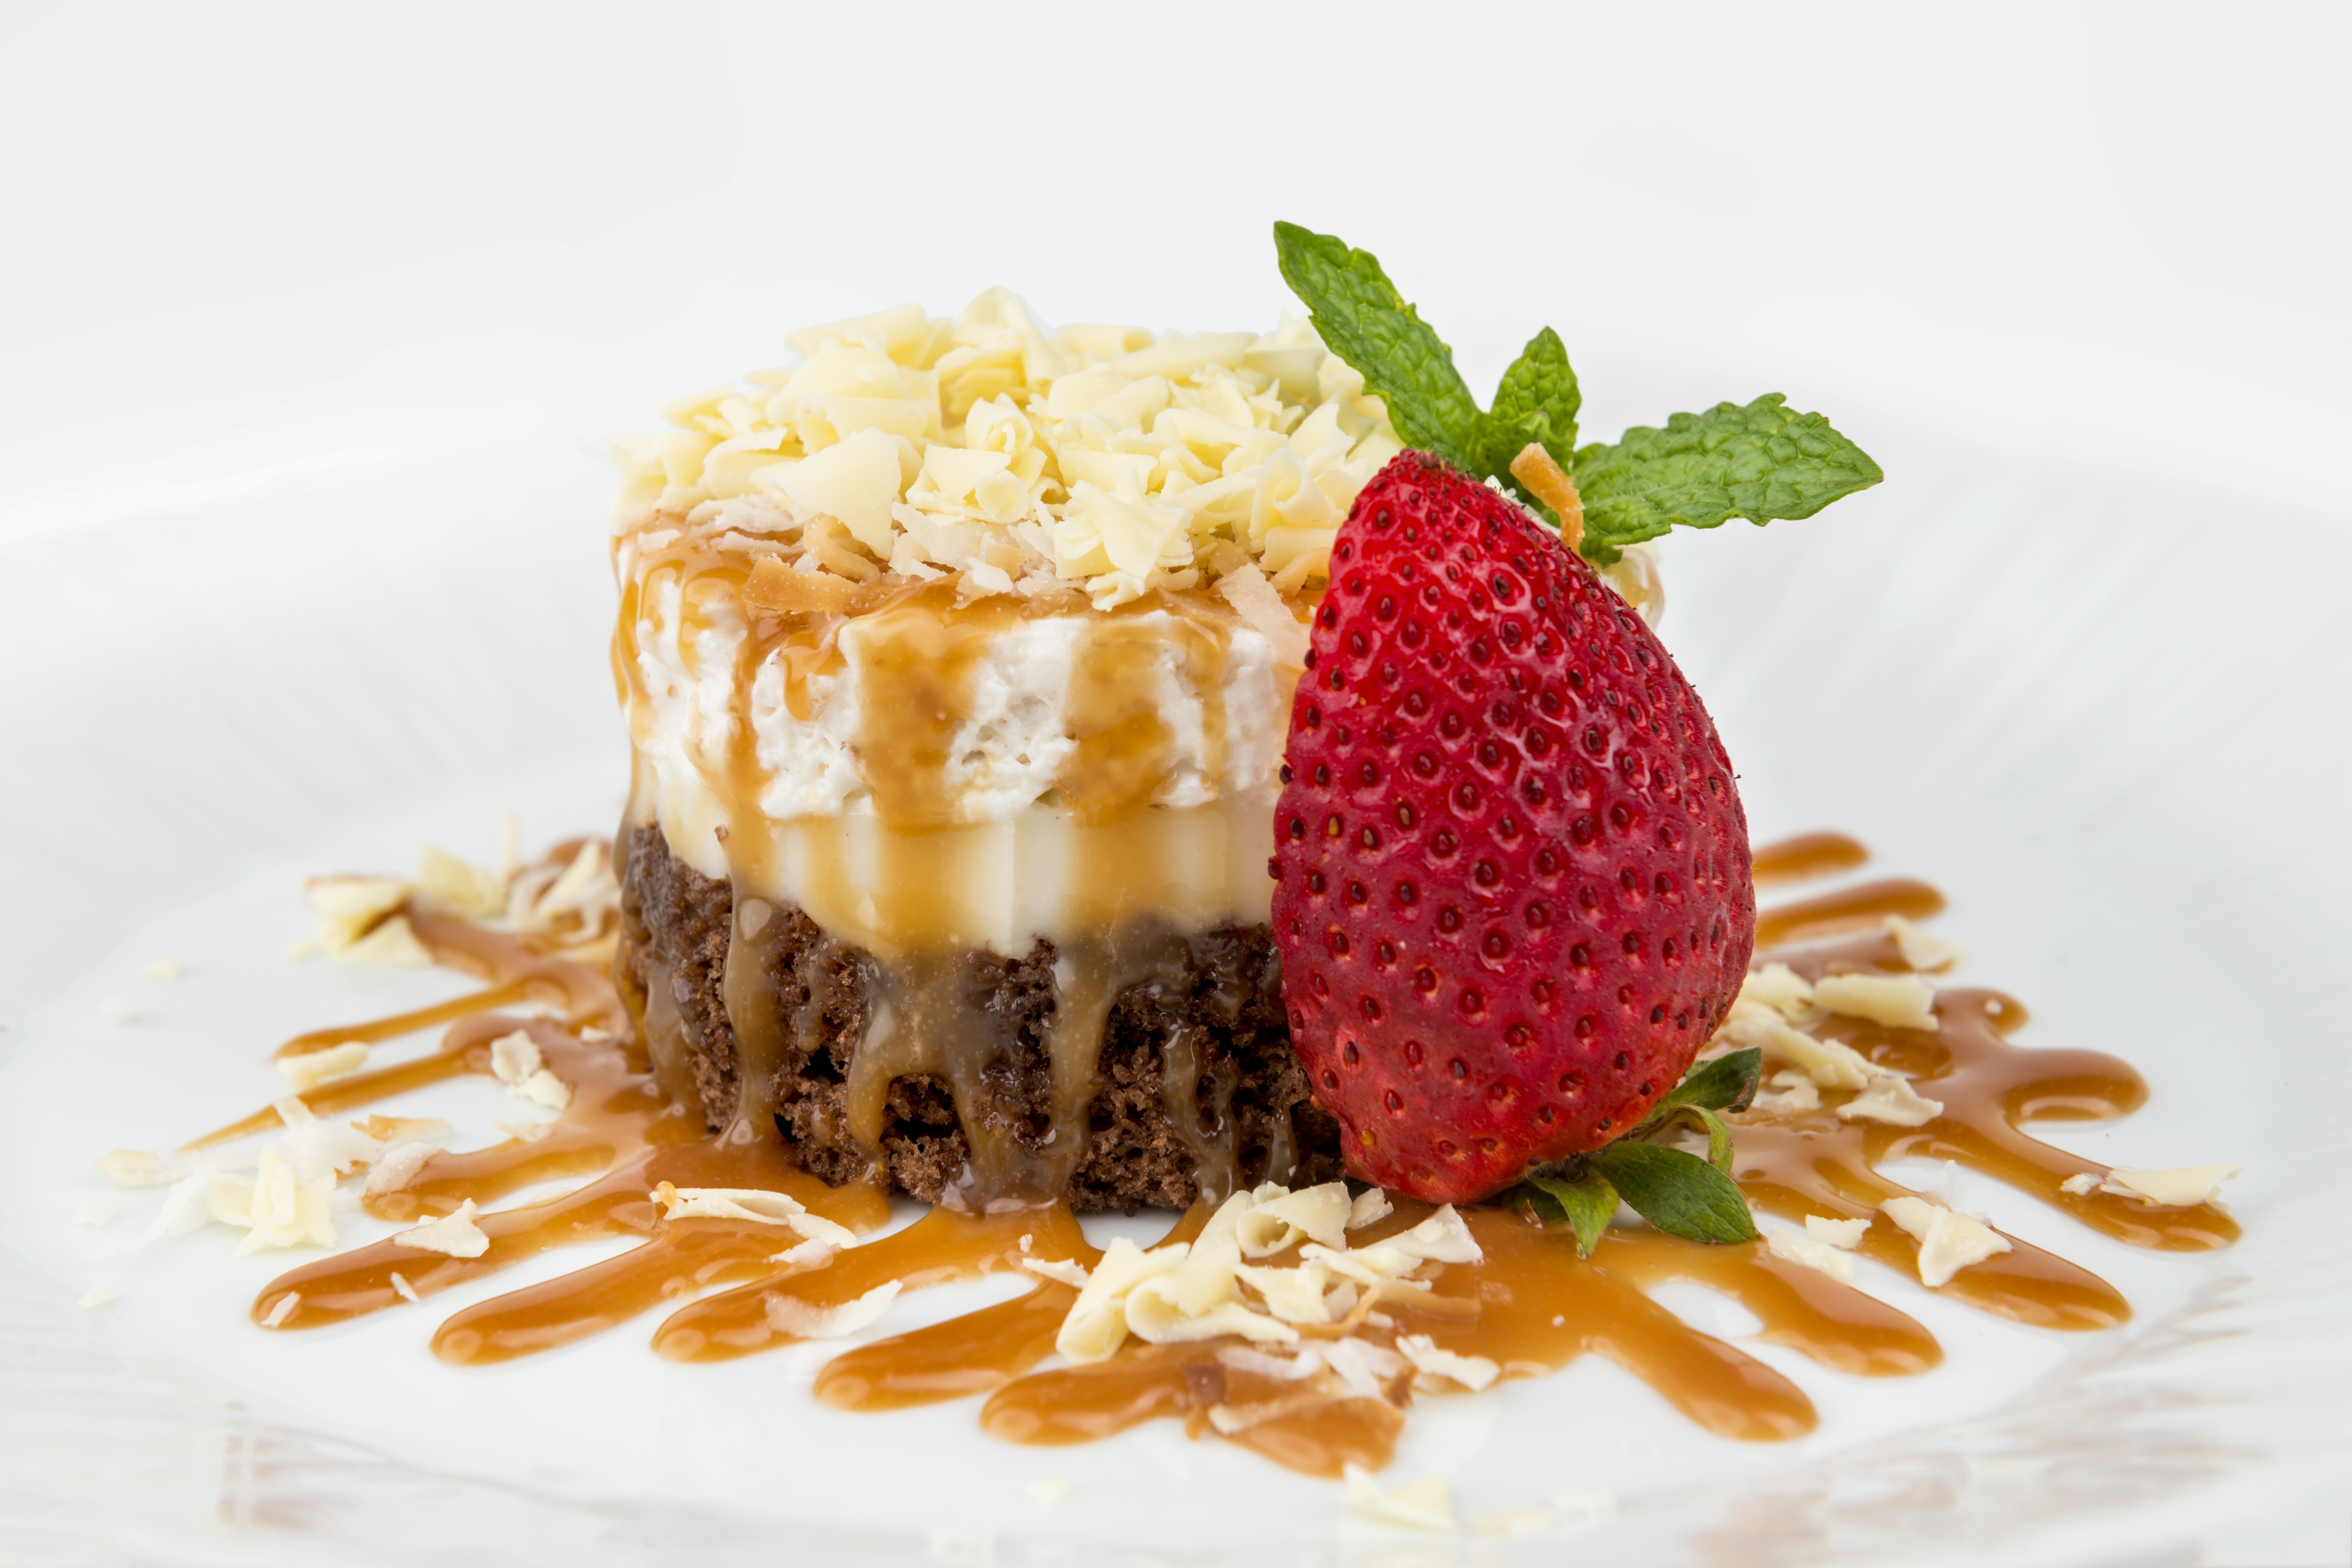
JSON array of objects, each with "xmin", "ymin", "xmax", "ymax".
[{"xmin": 616, "ymin": 823, "xmax": 1340, "ymax": 1210}]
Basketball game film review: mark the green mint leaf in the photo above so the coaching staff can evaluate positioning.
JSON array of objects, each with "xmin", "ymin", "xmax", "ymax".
[
  {"xmin": 1572, "ymin": 393, "xmax": 1883, "ymax": 559},
  {"xmin": 1272, "ymin": 221, "xmax": 1480, "ymax": 470},
  {"xmin": 1637, "ymin": 1047, "xmax": 1762, "ymax": 1128},
  {"xmin": 1473, "ymin": 327, "xmax": 1581, "ymax": 522},
  {"xmin": 1590, "ymin": 1141, "xmax": 1759, "ymax": 1245},
  {"xmin": 1523, "ymin": 1171, "xmax": 1620, "ymax": 1259}
]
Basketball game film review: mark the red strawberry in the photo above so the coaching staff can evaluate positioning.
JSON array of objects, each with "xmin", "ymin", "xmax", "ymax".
[{"xmin": 1271, "ymin": 452, "xmax": 1755, "ymax": 1204}]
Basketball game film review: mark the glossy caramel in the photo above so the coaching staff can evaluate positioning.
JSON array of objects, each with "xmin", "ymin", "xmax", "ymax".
[{"xmin": 212, "ymin": 832, "xmax": 2235, "ymax": 1478}]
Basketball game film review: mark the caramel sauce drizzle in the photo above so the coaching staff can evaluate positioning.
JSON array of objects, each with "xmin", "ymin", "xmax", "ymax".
[
  {"xmin": 208, "ymin": 834, "xmax": 2235, "ymax": 1481},
  {"xmin": 617, "ymin": 555, "xmax": 1275, "ymax": 1206}
]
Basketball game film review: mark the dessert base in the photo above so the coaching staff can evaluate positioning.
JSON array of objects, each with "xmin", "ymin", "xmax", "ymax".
[{"xmin": 616, "ymin": 823, "xmax": 1341, "ymax": 1211}]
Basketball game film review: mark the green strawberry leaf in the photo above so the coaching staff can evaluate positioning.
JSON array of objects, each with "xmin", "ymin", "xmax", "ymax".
[
  {"xmin": 1272, "ymin": 222, "xmax": 1480, "ymax": 471},
  {"xmin": 1590, "ymin": 1141, "xmax": 1759, "ymax": 1245},
  {"xmin": 1637, "ymin": 1047, "xmax": 1762, "ymax": 1127},
  {"xmin": 1639, "ymin": 1103, "xmax": 1738, "ymax": 1175},
  {"xmin": 1522, "ymin": 1170, "xmax": 1620, "ymax": 1259},
  {"xmin": 1473, "ymin": 327, "xmax": 1581, "ymax": 524},
  {"xmin": 1572, "ymin": 394, "xmax": 1883, "ymax": 562}
]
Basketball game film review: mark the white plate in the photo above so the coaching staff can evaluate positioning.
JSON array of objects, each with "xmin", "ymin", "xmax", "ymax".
[{"xmin": 2, "ymin": 434, "xmax": 2347, "ymax": 1566}]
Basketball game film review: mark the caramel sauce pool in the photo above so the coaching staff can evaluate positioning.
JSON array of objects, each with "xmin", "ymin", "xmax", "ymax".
[{"xmin": 217, "ymin": 834, "xmax": 2234, "ymax": 1479}]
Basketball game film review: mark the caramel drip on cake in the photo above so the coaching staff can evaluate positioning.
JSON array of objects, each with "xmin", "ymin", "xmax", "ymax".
[
  {"xmin": 197, "ymin": 831, "xmax": 2239, "ymax": 1480},
  {"xmin": 842, "ymin": 932, "xmax": 1216, "ymax": 1206},
  {"xmin": 621, "ymin": 552, "xmax": 1278, "ymax": 1206}
]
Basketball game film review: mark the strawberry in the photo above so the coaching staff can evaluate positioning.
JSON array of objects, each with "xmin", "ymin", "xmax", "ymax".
[{"xmin": 1270, "ymin": 452, "xmax": 1756, "ymax": 1204}]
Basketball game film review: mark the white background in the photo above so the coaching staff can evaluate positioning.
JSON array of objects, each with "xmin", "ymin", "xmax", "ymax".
[
  {"xmin": 2, "ymin": 2, "xmax": 2347, "ymax": 544},
  {"xmin": 2, "ymin": 6, "xmax": 2349, "ymax": 1565}
]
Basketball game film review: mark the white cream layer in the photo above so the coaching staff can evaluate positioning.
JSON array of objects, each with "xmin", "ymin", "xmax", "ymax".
[
  {"xmin": 626, "ymin": 582, "xmax": 1286, "ymax": 954},
  {"xmin": 635, "ymin": 758, "xmax": 1275, "ymax": 958}
]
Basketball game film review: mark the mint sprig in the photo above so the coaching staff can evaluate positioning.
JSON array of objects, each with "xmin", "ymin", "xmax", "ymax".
[
  {"xmin": 1576, "ymin": 396, "xmax": 1884, "ymax": 561},
  {"xmin": 1513, "ymin": 1048, "xmax": 1763, "ymax": 1255},
  {"xmin": 1472, "ymin": 327, "xmax": 1581, "ymax": 527},
  {"xmin": 1272, "ymin": 223, "xmax": 1480, "ymax": 471},
  {"xmin": 1272, "ymin": 221, "xmax": 1881, "ymax": 560}
]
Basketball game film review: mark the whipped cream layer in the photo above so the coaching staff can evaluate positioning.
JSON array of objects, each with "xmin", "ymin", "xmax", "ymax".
[{"xmin": 623, "ymin": 564, "xmax": 1289, "ymax": 955}]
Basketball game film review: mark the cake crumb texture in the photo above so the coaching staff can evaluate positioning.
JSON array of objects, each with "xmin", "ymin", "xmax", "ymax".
[{"xmin": 617, "ymin": 824, "xmax": 1339, "ymax": 1209}]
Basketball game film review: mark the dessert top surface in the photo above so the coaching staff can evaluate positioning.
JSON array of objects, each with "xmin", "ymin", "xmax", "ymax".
[{"xmin": 612, "ymin": 289, "xmax": 1402, "ymax": 628}]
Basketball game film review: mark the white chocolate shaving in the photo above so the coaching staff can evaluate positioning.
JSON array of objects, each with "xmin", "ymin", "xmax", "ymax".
[
  {"xmin": 651, "ymin": 1183, "xmax": 856, "ymax": 1246},
  {"xmin": 765, "ymin": 1280, "xmax": 901, "ymax": 1339},
  {"xmin": 1766, "ymin": 1229, "xmax": 1857, "ymax": 1283},
  {"xmin": 1019, "ymin": 1256, "xmax": 1089, "ymax": 1289},
  {"xmin": 1237, "ymin": 1180, "xmax": 1351, "ymax": 1255},
  {"xmin": 1729, "ymin": 1013, "xmax": 1876, "ymax": 1090},
  {"xmin": 1739, "ymin": 962, "xmax": 1817, "ymax": 1020},
  {"xmin": 276, "ymin": 1106, "xmax": 382, "ymax": 1183},
  {"xmin": 1881, "ymin": 1197, "xmax": 2009, "ymax": 1287},
  {"xmin": 1216, "ymin": 562, "xmax": 1310, "ymax": 670},
  {"xmin": 1124, "ymin": 1283, "xmax": 1296, "ymax": 1346},
  {"xmin": 1322, "ymin": 1337, "xmax": 1410, "ymax": 1402},
  {"xmin": 1216, "ymin": 1344, "xmax": 1322, "ymax": 1381},
  {"xmin": 1814, "ymin": 973, "xmax": 1940, "ymax": 1031},
  {"xmin": 304, "ymin": 876, "xmax": 410, "ymax": 951},
  {"xmin": 365, "ymin": 1141, "xmax": 436, "ymax": 1197},
  {"xmin": 278, "ymin": 1042, "xmax": 369, "ymax": 1091},
  {"xmin": 488, "ymin": 1031, "xmax": 541, "ymax": 1085},
  {"xmin": 95, "ymin": 1150, "xmax": 169, "ymax": 1188},
  {"xmin": 334, "ymin": 914, "xmax": 434, "ymax": 966},
  {"xmin": 1754, "ymin": 1075, "xmax": 1821, "ymax": 1115},
  {"xmin": 210, "ymin": 1146, "xmax": 338, "ymax": 1256},
  {"xmin": 1394, "ymin": 1333, "xmax": 1500, "ymax": 1391},
  {"xmin": 1056, "ymin": 1237, "xmax": 1187, "ymax": 1364},
  {"xmin": 393, "ymin": 1198, "xmax": 490, "ymax": 1260},
  {"xmin": 1837, "ymin": 1077, "xmax": 1946, "ymax": 1127},
  {"xmin": 1885, "ymin": 915, "xmax": 1963, "ymax": 971},
  {"xmin": 1805, "ymin": 1215, "xmax": 1870, "ymax": 1249},
  {"xmin": 1235, "ymin": 1263, "xmax": 1336, "ymax": 1325},
  {"xmin": 414, "ymin": 845, "xmax": 506, "ymax": 919},
  {"xmin": 2100, "ymin": 1165, "xmax": 2240, "ymax": 1206}
]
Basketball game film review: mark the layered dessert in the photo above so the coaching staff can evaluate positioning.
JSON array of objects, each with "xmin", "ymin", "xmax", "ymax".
[
  {"xmin": 90, "ymin": 226, "xmax": 2243, "ymax": 1512},
  {"xmin": 605, "ymin": 289, "xmax": 1659, "ymax": 1211}
]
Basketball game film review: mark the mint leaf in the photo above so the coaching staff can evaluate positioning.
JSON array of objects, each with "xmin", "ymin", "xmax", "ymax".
[
  {"xmin": 1590, "ymin": 1141, "xmax": 1759, "ymax": 1245},
  {"xmin": 1474, "ymin": 327, "xmax": 1581, "ymax": 521},
  {"xmin": 1272, "ymin": 222, "xmax": 1479, "ymax": 470},
  {"xmin": 1637, "ymin": 1047, "xmax": 1762, "ymax": 1127},
  {"xmin": 1523, "ymin": 1170, "xmax": 1620, "ymax": 1258},
  {"xmin": 1572, "ymin": 394, "xmax": 1882, "ymax": 561}
]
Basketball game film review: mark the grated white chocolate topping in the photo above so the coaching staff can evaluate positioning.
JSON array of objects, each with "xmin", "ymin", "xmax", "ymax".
[{"xmin": 613, "ymin": 293, "xmax": 1405, "ymax": 612}]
